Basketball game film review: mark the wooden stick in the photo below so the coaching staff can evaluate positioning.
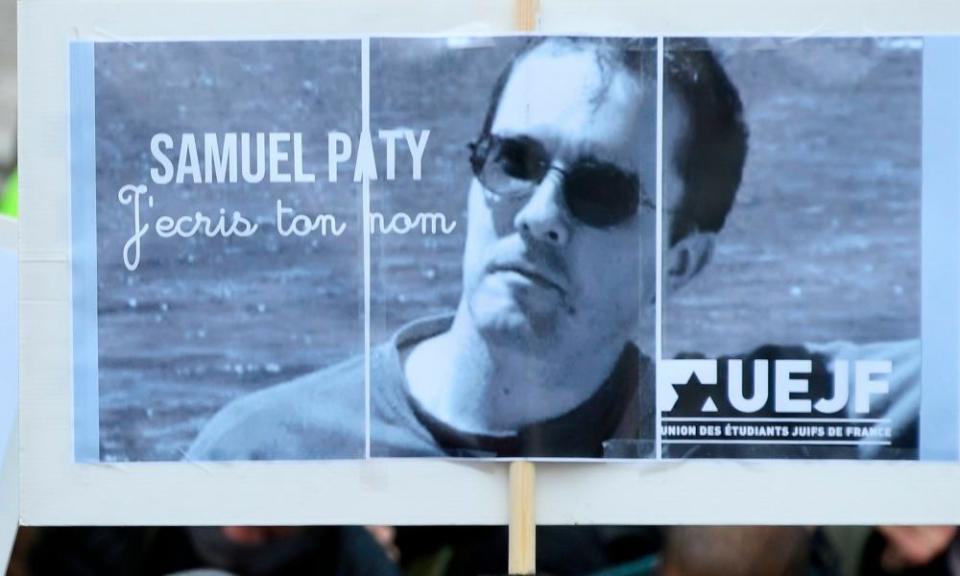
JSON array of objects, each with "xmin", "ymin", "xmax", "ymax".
[
  {"xmin": 515, "ymin": 0, "xmax": 539, "ymax": 31},
  {"xmin": 509, "ymin": 4, "xmax": 539, "ymax": 573},
  {"xmin": 509, "ymin": 461, "xmax": 536, "ymax": 575}
]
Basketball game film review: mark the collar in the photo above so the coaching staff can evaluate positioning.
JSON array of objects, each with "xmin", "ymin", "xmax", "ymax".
[{"xmin": 389, "ymin": 314, "xmax": 646, "ymax": 458}]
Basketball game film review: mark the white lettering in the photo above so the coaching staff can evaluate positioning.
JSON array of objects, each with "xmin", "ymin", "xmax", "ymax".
[
  {"xmin": 855, "ymin": 360, "xmax": 891, "ymax": 414},
  {"xmin": 814, "ymin": 360, "xmax": 849, "ymax": 414},
  {"xmin": 176, "ymin": 134, "xmax": 201, "ymax": 184},
  {"xmin": 404, "ymin": 129, "xmax": 430, "ymax": 180},
  {"xmin": 727, "ymin": 359, "xmax": 768, "ymax": 413},
  {"xmin": 269, "ymin": 132, "xmax": 291, "ymax": 183},
  {"xmin": 276, "ymin": 199, "xmax": 346, "ymax": 237},
  {"xmin": 204, "ymin": 132, "xmax": 238, "ymax": 183},
  {"xmin": 118, "ymin": 184, "xmax": 150, "ymax": 271},
  {"xmin": 241, "ymin": 133, "xmax": 266, "ymax": 183},
  {"xmin": 353, "ymin": 131, "xmax": 378, "ymax": 183},
  {"xmin": 378, "ymin": 129, "xmax": 403, "ymax": 180},
  {"xmin": 774, "ymin": 360, "xmax": 812, "ymax": 413},
  {"xmin": 369, "ymin": 211, "xmax": 457, "ymax": 235},
  {"xmin": 292, "ymin": 133, "xmax": 316, "ymax": 183},
  {"xmin": 150, "ymin": 133, "xmax": 175, "ymax": 184},
  {"xmin": 328, "ymin": 132, "xmax": 352, "ymax": 183}
]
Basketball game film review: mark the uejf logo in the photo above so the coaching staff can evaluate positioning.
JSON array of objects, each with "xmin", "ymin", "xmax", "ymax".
[{"xmin": 658, "ymin": 359, "xmax": 892, "ymax": 416}]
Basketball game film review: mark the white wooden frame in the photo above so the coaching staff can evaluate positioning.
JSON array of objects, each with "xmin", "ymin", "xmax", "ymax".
[{"xmin": 19, "ymin": 0, "xmax": 960, "ymax": 526}]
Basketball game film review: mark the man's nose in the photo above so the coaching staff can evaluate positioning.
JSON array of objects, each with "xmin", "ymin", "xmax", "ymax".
[{"xmin": 512, "ymin": 171, "xmax": 571, "ymax": 245}]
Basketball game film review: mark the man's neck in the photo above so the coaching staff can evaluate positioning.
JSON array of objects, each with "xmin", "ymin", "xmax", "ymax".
[{"xmin": 403, "ymin": 305, "xmax": 625, "ymax": 435}]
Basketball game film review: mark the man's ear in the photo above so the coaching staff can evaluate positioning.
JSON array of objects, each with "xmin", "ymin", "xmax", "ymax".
[{"xmin": 665, "ymin": 231, "xmax": 716, "ymax": 295}]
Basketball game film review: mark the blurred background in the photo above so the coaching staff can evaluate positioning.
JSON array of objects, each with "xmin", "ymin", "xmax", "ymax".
[
  {"xmin": 665, "ymin": 37, "xmax": 920, "ymax": 358},
  {"xmin": 1, "ymin": 0, "xmax": 16, "ymax": 571},
  {"xmin": 0, "ymin": 0, "xmax": 13, "ymax": 185}
]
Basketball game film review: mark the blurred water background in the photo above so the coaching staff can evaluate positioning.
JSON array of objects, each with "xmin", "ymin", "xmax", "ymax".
[
  {"xmin": 664, "ymin": 38, "xmax": 920, "ymax": 358},
  {"xmin": 95, "ymin": 41, "xmax": 363, "ymax": 460}
]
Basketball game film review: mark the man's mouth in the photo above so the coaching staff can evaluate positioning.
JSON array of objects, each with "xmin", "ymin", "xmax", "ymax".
[{"xmin": 487, "ymin": 261, "xmax": 567, "ymax": 296}]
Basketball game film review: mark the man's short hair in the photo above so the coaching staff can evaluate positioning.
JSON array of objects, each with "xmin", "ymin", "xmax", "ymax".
[
  {"xmin": 664, "ymin": 38, "xmax": 748, "ymax": 245},
  {"xmin": 477, "ymin": 37, "xmax": 748, "ymax": 246}
]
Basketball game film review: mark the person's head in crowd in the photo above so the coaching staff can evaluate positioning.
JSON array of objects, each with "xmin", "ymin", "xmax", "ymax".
[{"xmin": 662, "ymin": 526, "xmax": 812, "ymax": 576}]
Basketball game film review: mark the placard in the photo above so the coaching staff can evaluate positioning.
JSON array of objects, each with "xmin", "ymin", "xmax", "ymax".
[{"xmin": 19, "ymin": 0, "xmax": 960, "ymax": 526}]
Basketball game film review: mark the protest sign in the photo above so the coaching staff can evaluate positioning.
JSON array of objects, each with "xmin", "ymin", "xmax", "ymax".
[{"xmin": 18, "ymin": 0, "xmax": 960, "ymax": 526}]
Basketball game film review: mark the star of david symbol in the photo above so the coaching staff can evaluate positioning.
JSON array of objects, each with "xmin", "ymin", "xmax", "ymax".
[{"xmin": 669, "ymin": 372, "xmax": 720, "ymax": 416}]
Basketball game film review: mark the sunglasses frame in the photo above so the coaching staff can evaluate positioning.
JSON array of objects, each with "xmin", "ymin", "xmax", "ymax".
[{"xmin": 468, "ymin": 133, "xmax": 655, "ymax": 228}]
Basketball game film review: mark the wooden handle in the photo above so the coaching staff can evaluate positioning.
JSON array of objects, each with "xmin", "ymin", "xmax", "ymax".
[
  {"xmin": 515, "ymin": 0, "xmax": 539, "ymax": 31},
  {"xmin": 509, "ymin": 3, "xmax": 539, "ymax": 566},
  {"xmin": 509, "ymin": 461, "xmax": 536, "ymax": 575}
]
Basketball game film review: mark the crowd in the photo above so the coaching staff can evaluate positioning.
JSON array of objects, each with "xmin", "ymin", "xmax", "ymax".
[{"xmin": 6, "ymin": 524, "xmax": 959, "ymax": 575}]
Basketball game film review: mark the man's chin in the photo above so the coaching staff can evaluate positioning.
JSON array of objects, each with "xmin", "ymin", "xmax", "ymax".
[{"xmin": 467, "ymin": 291, "xmax": 560, "ymax": 353}]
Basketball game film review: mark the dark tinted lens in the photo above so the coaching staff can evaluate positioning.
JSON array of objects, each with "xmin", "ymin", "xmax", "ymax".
[
  {"xmin": 471, "ymin": 134, "xmax": 645, "ymax": 228},
  {"xmin": 563, "ymin": 161, "xmax": 640, "ymax": 227},
  {"xmin": 492, "ymin": 136, "xmax": 550, "ymax": 182}
]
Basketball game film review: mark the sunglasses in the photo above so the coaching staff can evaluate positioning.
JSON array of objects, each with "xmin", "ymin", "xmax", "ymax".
[{"xmin": 469, "ymin": 134, "xmax": 654, "ymax": 228}]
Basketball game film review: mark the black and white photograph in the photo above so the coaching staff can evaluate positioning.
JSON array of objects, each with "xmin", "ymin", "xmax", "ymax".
[
  {"xmin": 73, "ymin": 36, "xmax": 927, "ymax": 463},
  {"xmin": 658, "ymin": 38, "xmax": 922, "ymax": 459},
  {"xmin": 367, "ymin": 37, "xmax": 659, "ymax": 458},
  {"xmin": 82, "ymin": 40, "xmax": 366, "ymax": 461}
]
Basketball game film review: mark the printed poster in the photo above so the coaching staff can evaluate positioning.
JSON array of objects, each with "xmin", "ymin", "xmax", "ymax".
[{"xmin": 70, "ymin": 36, "xmax": 930, "ymax": 462}]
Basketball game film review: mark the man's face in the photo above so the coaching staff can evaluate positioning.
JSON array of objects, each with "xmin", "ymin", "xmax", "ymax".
[{"xmin": 461, "ymin": 43, "xmax": 658, "ymax": 360}]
